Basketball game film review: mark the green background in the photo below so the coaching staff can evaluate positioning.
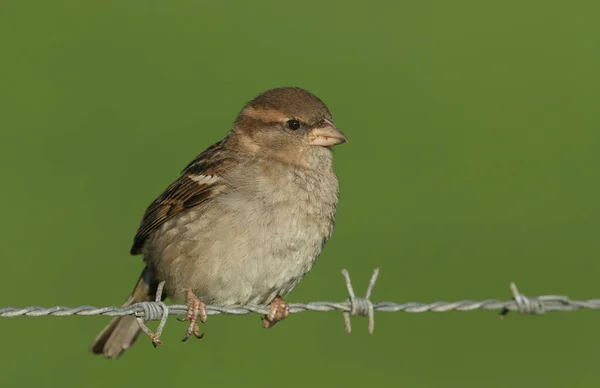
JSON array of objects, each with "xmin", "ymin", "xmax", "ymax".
[{"xmin": 1, "ymin": 1, "xmax": 599, "ymax": 387}]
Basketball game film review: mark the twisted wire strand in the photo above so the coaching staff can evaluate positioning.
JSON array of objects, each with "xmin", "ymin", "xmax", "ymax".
[
  {"xmin": 2, "ymin": 298, "xmax": 600, "ymax": 319},
  {"xmin": 1, "ymin": 269, "xmax": 598, "ymax": 344}
]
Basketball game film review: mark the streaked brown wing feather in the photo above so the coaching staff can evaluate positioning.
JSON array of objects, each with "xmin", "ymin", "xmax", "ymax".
[{"xmin": 130, "ymin": 139, "xmax": 235, "ymax": 255}]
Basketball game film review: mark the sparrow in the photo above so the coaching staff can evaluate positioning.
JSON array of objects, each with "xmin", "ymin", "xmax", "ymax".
[{"xmin": 90, "ymin": 87, "xmax": 347, "ymax": 359}]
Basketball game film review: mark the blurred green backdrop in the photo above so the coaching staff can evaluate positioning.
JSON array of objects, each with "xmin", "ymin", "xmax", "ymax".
[{"xmin": 1, "ymin": 1, "xmax": 599, "ymax": 387}]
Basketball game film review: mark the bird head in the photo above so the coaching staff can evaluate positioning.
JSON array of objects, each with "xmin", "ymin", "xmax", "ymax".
[{"xmin": 231, "ymin": 87, "xmax": 347, "ymax": 164}]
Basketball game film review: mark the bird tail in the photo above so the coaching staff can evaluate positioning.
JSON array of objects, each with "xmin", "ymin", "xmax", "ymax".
[{"xmin": 90, "ymin": 266, "xmax": 158, "ymax": 359}]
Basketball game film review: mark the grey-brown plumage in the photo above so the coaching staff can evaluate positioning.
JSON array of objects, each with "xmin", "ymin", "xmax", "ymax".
[{"xmin": 91, "ymin": 87, "xmax": 347, "ymax": 358}]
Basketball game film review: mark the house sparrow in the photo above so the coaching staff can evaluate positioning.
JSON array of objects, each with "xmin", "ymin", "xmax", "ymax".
[{"xmin": 90, "ymin": 87, "xmax": 347, "ymax": 359}]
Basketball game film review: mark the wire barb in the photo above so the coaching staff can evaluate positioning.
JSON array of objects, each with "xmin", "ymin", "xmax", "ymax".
[
  {"xmin": 134, "ymin": 281, "xmax": 169, "ymax": 346},
  {"xmin": 499, "ymin": 282, "xmax": 548, "ymax": 319},
  {"xmin": 342, "ymin": 268, "xmax": 379, "ymax": 334}
]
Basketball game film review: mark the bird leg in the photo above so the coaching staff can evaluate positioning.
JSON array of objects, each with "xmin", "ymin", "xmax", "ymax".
[
  {"xmin": 262, "ymin": 295, "xmax": 290, "ymax": 328},
  {"xmin": 180, "ymin": 290, "xmax": 207, "ymax": 342}
]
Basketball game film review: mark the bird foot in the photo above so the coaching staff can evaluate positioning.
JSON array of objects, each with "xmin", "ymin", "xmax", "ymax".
[
  {"xmin": 262, "ymin": 296, "xmax": 290, "ymax": 328},
  {"xmin": 180, "ymin": 291, "xmax": 207, "ymax": 342}
]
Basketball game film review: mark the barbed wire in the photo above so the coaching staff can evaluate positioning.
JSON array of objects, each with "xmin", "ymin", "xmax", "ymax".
[{"xmin": 1, "ymin": 269, "xmax": 599, "ymax": 346}]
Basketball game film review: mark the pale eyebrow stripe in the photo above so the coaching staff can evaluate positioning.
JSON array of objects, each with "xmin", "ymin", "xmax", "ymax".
[{"xmin": 243, "ymin": 107, "xmax": 288, "ymax": 122}]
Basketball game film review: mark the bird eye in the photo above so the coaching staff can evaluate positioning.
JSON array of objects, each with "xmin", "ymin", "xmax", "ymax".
[{"xmin": 287, "ymin": 120, "xmax": 301, "ymax": 130}]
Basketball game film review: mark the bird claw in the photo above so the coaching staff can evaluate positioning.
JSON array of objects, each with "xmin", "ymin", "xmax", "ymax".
[
  {"xmin": 262, "ymin": 296, "xmax": 290, "ymax": 328},
  {"xmin": 149, "ymin": 332, "xmax": 163, "ymax": 348},
  {"xmin": 181, "ymin": 321, "xmax": 204, "ymax": 342},
  {"xmin": 181, "ymin": 291, "xmax": 207, "ymax": 342}
]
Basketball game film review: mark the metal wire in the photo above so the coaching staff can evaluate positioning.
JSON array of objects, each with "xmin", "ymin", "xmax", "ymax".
[{"xmin": 1, "ymin": 269, "xmax": 598, "ymax": 345}]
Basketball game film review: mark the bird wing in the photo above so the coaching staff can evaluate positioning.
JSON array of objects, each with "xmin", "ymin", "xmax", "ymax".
[{"xmin": 130, "ymin": 139, "xmax": 236, "ymax": 255}]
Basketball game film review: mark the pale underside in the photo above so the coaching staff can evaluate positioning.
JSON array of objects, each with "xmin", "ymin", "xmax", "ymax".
[{"xmin": 141, "ymin": 156, "xmax": 339, "ymax": 305}]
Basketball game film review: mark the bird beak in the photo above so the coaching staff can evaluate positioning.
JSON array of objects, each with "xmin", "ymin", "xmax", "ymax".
[{"xmin": 308, "ymin": 123, "xmax": 348, "ymax": 147}]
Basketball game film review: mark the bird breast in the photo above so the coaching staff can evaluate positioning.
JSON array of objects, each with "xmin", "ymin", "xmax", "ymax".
[{"xmin": 146, "ymin": 159, "xmax": 339, "ymax": 306}]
